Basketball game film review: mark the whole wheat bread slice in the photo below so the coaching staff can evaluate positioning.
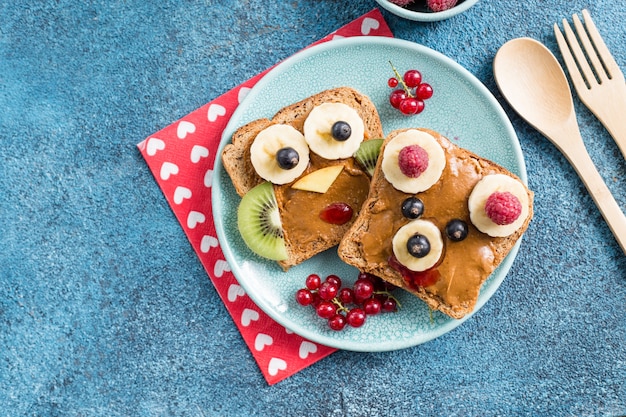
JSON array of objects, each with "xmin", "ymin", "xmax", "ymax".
[
  {"xmin": 221, "ymin": 87, "xmax": 384, "ymax": 270},
  {"xmin": 338, "ymin": 128, "xmax": 533, "ymax": 319}
]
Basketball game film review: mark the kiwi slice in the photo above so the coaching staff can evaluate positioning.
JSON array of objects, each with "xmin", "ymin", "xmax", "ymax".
[
  {"xmin": 237, "ymin": 181, "xmax": 288, "ymax": 261},
  {"xmin": 354, "ymin": 138, "xmax": 384, "ymax": 176}
]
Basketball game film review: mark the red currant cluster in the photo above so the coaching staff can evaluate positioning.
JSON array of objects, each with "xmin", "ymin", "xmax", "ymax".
[
  {"xmin": 295, "ymin": 272, "xmax": 400, "ymax": 331},
  {"xmin": 388, "ymin": 61, "xmax": 434, "ymax": 116}
]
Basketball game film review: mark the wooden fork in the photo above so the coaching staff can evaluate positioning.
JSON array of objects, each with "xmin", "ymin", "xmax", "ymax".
[{"xmin": 554, "ymin": 9, "xmax": 626, "ymax": 160}]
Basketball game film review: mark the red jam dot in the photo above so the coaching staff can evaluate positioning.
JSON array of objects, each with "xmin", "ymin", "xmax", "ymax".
[
  {"xmin": 398, "ymin": 144, "xmax": 429, "ymax": 178},
  {"xmin": 319, "ymin": 202, "xmax": 353, "ymax": 225},
  {"xmin": 388, "ymin": 255, "xmax": 440, "ymax": 288}
]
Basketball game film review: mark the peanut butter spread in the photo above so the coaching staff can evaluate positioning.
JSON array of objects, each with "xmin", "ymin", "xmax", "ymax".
[
  {"xmin": 361, "ymin": 131, "xmax": 505, "ymax": 309},
  {"xmin": 276, "ymin": 153, "xmax": 370, "ymax": 249}
]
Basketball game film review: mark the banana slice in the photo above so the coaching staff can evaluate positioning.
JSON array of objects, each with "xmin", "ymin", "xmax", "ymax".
[
  {"xmin": 468, "ymin": 174, "xmax": 530, "ymax": 237},
  {"xmin": 381, "ymin": 130, "xmax": 446, "ymax": 193},
  {"xmin": 250, "ymin": 124, "xmax": 310, "ymax": 185},
  {"xmin": 392, "ymin": 219, "xmax": 443, "ymax": 272},
  {"xmin": 303, "ymin": 103, "xmax": 365, "ymax": 159}
]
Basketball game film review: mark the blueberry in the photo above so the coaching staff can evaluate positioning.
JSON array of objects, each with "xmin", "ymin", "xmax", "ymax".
[
  {"xmin": 445, "ymin": 219, "xmax": 468, "ymax": 242},
  {"xmin": 331, "ymin": 121, "xmax": 351, "ymax": 141},
  {"xmin": 276, "ymin": 147, "xmax": 299, "ymax": 170},
  {"xmin": 401, "ymin": 197, "xmax": 424, "ymax": 219},
  {"xmin": 407, "ymin": 234, "xmax": 430, "ymax": 258}
]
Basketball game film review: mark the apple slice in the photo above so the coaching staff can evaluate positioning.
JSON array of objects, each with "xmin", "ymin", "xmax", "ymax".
[{"xmin": 291, "ymin": 165, "xmax": 344, "ymax": 193}]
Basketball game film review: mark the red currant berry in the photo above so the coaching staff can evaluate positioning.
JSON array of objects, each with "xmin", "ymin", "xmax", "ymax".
[
  {"xmin": 296, "ymin": 288, "xmax": 314, "ymax": 306},
  {"xmin": 318, "ymin": 281, "xmax": 339, "ymax": 301},
  {"xmin": 346, "ymin": 308, "xmax": 366, "ymax": 328},
  {"xmin": 305, "ymin": 274, "xmax": 321, "ymax": 290},
  {"xmin": 387, "ymin": 77, "xmax": 399, "ymax": 88},
  {"xmin": 357, "ymin": 272, "xmax": 376, "ymax": 283},
  {"xmin": 325, "ymin": 274, "xmax": 342, "ymax": 288},
  {"xmin": 416, "ymin": 83, "xmax": 434, "ymax": 100},
  {"xmin": 389, "ymin": 89, "xmax": 407, "ymax": 109},
  {"xmin": 363, "ymin": 297, "xmax": 382, "ymax": 315},
  {"xmin": 403, "ymin": 69, "xmax": 422, "ymax": 88},
  {"xmin": 338, "ymin": 287, "xmax": 355, "ymax": 305},
  {"xmin": 382, "ymin": 298, "xmax": 398, "ymax": 313},
  {"xmin": 353, "ymin": 278, "xmax": 375, "ymax": 303},
  {"xmin": 316, "ymin": 301, "xmax": 337, "ymax": 319},
  {"xmin": 328, "ymin": 313, "xmax": 347, "ymax": 331},
  {"xmin": 399, "ymin": 97, "xmax": 424, "ymax": 116}
]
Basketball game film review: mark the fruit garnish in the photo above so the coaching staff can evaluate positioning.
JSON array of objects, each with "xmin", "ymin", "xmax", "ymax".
[
  {"xmin": 354, "ymin": 138, "xmax": 383, "ymax": 177},
  {"xmin": 250, "ymin": 124, "xmax": 310, "ymax": 184},
  {"xmin": 401, "ymin": 196, "xmax": 424, "ymax": 219},
  {"xmin": 387, "ymin": 61, "xmax": 434, "ymax": 116},
  {"xmin": 237, "ymin": 181, "xmax": 288, "ymax": 261},
  {"xmin": 319, "ymin": 202, "xmax": 353, "ymax": 225},
  {"xmin": 398, "ymin": 144, "xmax": 429, "ymax": 178},
  {"xmin": 445, "ymin": 219, "xmax": 469, "ymax": 242},
  {"xmin": 291, "ymin": 165, "xmax": 344, "ymax": 193},
  {"xmin": 381, "ymin": 130, "xmax": 446, "ymax": 193},
  {"xmin": 275, "ymin": 147, "xmax": 300, "ymax": 170},
  {"xmin": 331, "ymin": 121, "xmax": 352, "ymax": 141},
  {"xmin": 468, "ymin": 174, "xmax": 530, "ymax": 237},
  {"xmin": 295, "ymin": 272, "xmax": 401, "ymax": 331},
  {"xmin": 392, "ymin": 219, "xmax": 443, "ymax": 272},
  {"xmin": 427, "ymin": 0, "xmax": 458, "ymax": 12},
  {"xmin": 484, "ymin": 191, "xmax": 522, "ymax": 225},
  {"xmin": 303, "ymin": 102, "xmax": 365, "ymax": 159}
]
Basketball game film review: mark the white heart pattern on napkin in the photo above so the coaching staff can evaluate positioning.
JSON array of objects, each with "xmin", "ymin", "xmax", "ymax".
[
  {"xmin": 190, "ymin": 145, "xmax": 209, "ymax": 163},
  {"xmin": 207, "ymin": 103, "xmax": 226, "ymax": 122},
  {"xmin": 177, "ymin": 121, "xmax": 196, "ymax": 139},
  {"xmin": 187, "ymin": 211, "xmax": 205, "ymax": 228},
  {"xmin": 173, "ymin": 186, "xmax": 192, "ymax": 205},
  {"xmin": 227, "ymin": 283, "xmax": 246, "ymax": 302},
  {"xmin": 200, "ymin": 235, "xmax": 219, "ymax": 253},
  {"xmin": 298, "ymin": 341, "xmax": 318, "ymax": 359},
  {"xmin": 159, "ymin": 162, "xmax": 179, "ymax": 180},
  {"xmin": 146, "ymin": 138, "xmax": 165, "ymax": 156},
  {"xmin": 238, "ymin": 87, "xmax": 251, "ymax": 104},
  {"xmin": 254, "ymin": 333, "xmax": 273, "ymax": 351},
  {"xmin": 241, "ymin": 308, "xmax": 260, "ymax": 326},
  {"xmin": 268, "ymin": 358, "xmax": 287, "ymax": 376},
  {"xmin": 213, "ymin": 259, "xmax": 230, "ymax": 277},
  {"xmin": 361, "ymin": 17, "xmax": 380, "ymax": 35},
  {"xmin": 203, "ymin": 169, "xmax": 213, "ymax": 188}
]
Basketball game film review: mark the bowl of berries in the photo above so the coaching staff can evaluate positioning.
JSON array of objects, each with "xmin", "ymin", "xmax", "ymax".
[{"xmin": 375, "ymin": 0, "xmax": 479, "ymax": 21}]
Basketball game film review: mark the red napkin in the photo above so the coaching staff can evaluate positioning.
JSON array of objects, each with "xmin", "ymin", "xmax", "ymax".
[{"xmin": 137, "ymin": 9, "xmax": 393, "ymax": 385}]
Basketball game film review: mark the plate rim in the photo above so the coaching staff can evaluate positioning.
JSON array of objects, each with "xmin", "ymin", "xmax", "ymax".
[{"xmin": 212, "ymin": 36, "xmax": 526, "ymax": 352}]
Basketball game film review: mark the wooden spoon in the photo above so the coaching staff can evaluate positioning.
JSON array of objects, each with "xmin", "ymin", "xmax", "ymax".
[{"xmin": 494, "ymin": 37, "xmax": 626, "ymax": 254}]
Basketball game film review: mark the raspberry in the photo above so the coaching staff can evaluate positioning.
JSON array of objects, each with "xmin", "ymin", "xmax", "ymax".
[
  {"xmin": 427, "ymin": 0, "xmax": 458, "ymax": 12},
  {"xmin": 398, "ymin": 145, "xmax": 429, "ymax": 178},
  {"xmin": 484, "ymin": 192, "xmax": 522, "ymax": 225}
]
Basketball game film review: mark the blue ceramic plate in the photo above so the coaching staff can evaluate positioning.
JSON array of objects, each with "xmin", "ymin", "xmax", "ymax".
[{"xmin": 213, "ymin": 37, "xmax": 526, "ymax": 352}]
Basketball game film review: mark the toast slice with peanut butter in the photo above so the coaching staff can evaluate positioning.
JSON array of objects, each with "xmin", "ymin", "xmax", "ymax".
[
  {"xmin": 221, "ymin": 87, "xmax": 383, "ymax": 270},
  {"xmin": 338, "ymin": 128, "xmax": 533, "ymax": 319}
]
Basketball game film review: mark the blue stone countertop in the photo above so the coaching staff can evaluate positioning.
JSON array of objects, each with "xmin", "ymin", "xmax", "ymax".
[{"xmin": 1, "ymin": 1, "xmax": 625, "ymax": 416}]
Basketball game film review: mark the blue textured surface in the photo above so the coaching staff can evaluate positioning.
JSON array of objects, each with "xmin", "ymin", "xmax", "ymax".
[{"xmin": 1, "ymin": 1, "xmax": 625, "ymax": 416}]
